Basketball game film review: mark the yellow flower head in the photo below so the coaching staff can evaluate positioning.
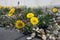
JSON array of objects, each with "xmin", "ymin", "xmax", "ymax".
[
  {"xmin": 27, "ymin": 13, "xmax": 34, "ymax": 18},
  {"xmin": 15, "ymin": 20, "xmax": 25, "ymax": 29},
  {"xmin": 8, "ymin": 8, "xmax": 15, "ymax": 16},
  {"xmin": 30, "ymin": 17, "xmax": 39, "ymax": 25},
  {"xmin": 52, "ymin": 7, "xmax": 58, "ymax": 13},
  {"xmin": 0, "ymin": 5, "xmax": 2, "ymax": 9}
]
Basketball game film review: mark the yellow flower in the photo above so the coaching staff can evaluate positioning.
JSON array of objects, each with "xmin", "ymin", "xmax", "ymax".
[
  {"xmin": 15, "ymin": 20, "xmax": 25, "ymax": 29},
  {"xmin": 0, "ymin": 5, "xmax": 2, "ymax": 9},
  {"xmin": 8, "ymin": 8, "xmax": 15, "ymax": 16},
  {"xmin": 27, "ymin": 13, "xmax": 34, "ymax": 18},
  {"xmin": 52, "ymin": 7, "xmax": 58, "ymax": 13},
  {"xmin": 30, "ymin": 17, "xmax": 39, "ymax": 25}
]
